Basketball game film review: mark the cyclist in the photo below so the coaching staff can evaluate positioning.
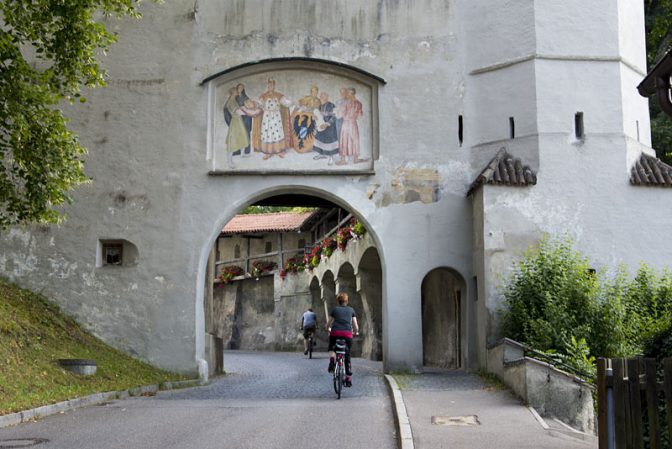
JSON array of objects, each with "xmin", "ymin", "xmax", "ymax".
[
  {"xmin": 301, "ymin": 307, "xmax": 318, "ymax": 355},
  {"xmin": 325, "ymin": 292, "xmax": 359, "ymax": 387}
]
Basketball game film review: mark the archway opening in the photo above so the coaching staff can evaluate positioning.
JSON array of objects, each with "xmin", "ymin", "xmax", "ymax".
[
  {"xmin": 358, "ymin": 247, "xmax": 383, "ymax": 361},
  {"xmin": 421, "ymin": 267, "xmax": 465, "ymax": 369},
  {"xmin": 201, "ymin": 192, "xmax": 383, "ymax": 376}
]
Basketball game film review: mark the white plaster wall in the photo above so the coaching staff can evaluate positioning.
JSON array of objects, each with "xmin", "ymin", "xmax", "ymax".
[
  {"xmin": 534, "ymin": 1, "xmax": 619, "ymax": 57},
  {"xmin": 0, "ymin": 0, "xmax": 664, "ymax": 376}
]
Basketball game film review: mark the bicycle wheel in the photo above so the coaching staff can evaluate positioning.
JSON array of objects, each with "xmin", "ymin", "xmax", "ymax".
[
  {"xmin": 337, "ymin": 368, "xmax": 344, "ymax": 399},
  {"xmin": 333, "ymin": 364, "xmax": 342, "ymax": 398}
]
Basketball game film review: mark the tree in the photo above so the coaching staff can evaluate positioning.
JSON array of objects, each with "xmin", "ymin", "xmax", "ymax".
[
  {"xmin": 0, "ymin": 1, "xmax": 150, "ymax": 227},
  {"xmin": 645, "ymin": 0, "xmax": 672, "ymax": 164}
]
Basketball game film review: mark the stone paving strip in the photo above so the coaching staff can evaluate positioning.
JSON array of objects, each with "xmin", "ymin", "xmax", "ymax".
[
  {"xmin": 0, "ymin": 379, "xmax": 204, "ymax": 429},
  {"xmin": 384, "ymin": 374, "xmax": 415, "ymax": 449}
]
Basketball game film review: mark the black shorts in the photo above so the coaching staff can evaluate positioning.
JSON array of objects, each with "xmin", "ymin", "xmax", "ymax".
[
  {"xmin": 328, "ymin": 336, "xmax": 352, "ymax": 353},
  {"xmin": 303, "ymin": 326, "xmax": 316, "ymax": 339}
]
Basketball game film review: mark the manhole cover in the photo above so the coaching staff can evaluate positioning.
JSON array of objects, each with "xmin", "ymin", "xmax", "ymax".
[
  {"xmin": 0, "ymin": 439, "xmax": 49, "ymax": 448},
  {"xmin": 431, "ymin": 415, "xmax": 480, "ymax": 426}
]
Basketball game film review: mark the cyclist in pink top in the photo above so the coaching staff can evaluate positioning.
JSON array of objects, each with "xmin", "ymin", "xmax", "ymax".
[{"xmin": 325, "ymin": 292, "xmax": 360, "ymax": 387}]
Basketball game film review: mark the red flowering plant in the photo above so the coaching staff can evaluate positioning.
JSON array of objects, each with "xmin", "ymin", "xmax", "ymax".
[
  {"xmin": 336, "ymin": 225, "xmax": 354, "ymax": 251},
  {"xmin": 351, "ymin": 218, "xmax": 366, "ymax": 238},
  {"xmin": 321, "ymin": 237, "xmax": 338, "ymax": 258},
  {"xmin": 218, "ymin": 265, "xmax": 245, "ymax": 285},
  {"xmin": 250, "ymin": 260, "xmax": 277, "ymax": 278},
  {"xmin": 303, "ymin": 244, "xmax": 322, "ymax": 271},
  {"xmin": 281, "ymin": 256, "xmax": 306, "ymax": 279}
]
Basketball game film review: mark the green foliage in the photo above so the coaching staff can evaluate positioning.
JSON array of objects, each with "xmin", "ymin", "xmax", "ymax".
[
  {"xmin": 500, "ymin": 237, "xmax": 599, "ymax": 352},
  {"xmin": 0, "ymin": 0, "xmax": 152, "ymax": 227},
  {"xmin": 0, "ymin": 277, "xmax": 186, "ymax": 415},
  {"xmin": 645, "ymin": 0, "xmax": 672, "ymax": 164},
  {"xmin": 500, "ymin": 237, "xmax": 672, "ymax": 377},
  {"xmin": 240, "ymin": 206, "xmax": 317, "ymax": 214}
]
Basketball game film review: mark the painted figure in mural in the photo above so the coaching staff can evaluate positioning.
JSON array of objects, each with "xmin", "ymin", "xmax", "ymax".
[
  {"xmin": 223, "ymin": 87, "xmax": 250, "ymax": 168},
  {"xmin": 312, "ymin": 92, "xmax": 339, "ymax": 165},
  {"xmin": 235, "ymin": 83, "xmax": 253, "ymax": 157},
  {"xmin": 292, "ymin": 85, "xmax": 321, "ymax": 153},
  {"xmin": 336, "ymin": 87, "xmax": 367, "ymax": 165},
  {"xmin": 252, "ymin": 79, "xmax": 293, "ymax": 159},
  {"xmin": 335, "ymin": 87, "xmax": 347, "ymax": 138}
]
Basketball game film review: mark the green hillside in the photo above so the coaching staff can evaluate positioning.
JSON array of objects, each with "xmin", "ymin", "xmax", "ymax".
[{"xmin": 0, "ymin": 278, "xmax": 187, "ymax": 415}]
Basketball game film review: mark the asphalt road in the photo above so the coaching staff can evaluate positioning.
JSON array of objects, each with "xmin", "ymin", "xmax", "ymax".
[{"xmin": 0, "ymin": 351, "xmax": 397, "ymax": 449}]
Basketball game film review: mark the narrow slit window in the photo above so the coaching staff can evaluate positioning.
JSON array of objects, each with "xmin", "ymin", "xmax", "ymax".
[
  {"xmin": 509, "ymin": 117, "xmax": 515, "ymax": 139},
  {"xmin": 298, "ymin": 238, "xmax": 305, "ymax": 250},
  {"xmin": 265, "ymin": 241, "xmax": 272, "ymax": 253},
  {"xmin": 574, "ymin": 112, "xmax": 584, "ymax": 140},
  {"xmin": 458, "ymin": 115, "xmax": 463, "ymax": 146},
  {"xmin": 234, "ymin": 244, "xmax": 241, "ymax": 259}
]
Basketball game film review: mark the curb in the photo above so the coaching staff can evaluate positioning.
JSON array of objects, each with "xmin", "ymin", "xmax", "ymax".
[
  {"xmin": 383, "ymin": 374, "xmax": 415, "ymax": 449},
  {"xmin": 0, "ymin": 378, "xmax": 204, "ymax": 429}
]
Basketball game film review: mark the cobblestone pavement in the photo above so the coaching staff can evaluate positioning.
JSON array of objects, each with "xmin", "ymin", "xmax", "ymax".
[
  {"xmin": 162, "ymin": 350, "xmax": 387, "ymax": 400},
  {"xmin": 0, "ymin": 351, "xmax": 396, "ymax": 449}
]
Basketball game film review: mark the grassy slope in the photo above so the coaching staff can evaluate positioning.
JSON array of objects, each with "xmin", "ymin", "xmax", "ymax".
[{"xmin": 0, "ymin": 278, "xmax": 187, "ymax": 415}]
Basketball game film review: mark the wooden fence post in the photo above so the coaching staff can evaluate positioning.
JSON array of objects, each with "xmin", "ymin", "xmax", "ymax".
[
  {"xmin": 664, "ymin": 359, "xmax": 672, "ymax": 447},
  {"xmin": 598, "ymin": 358, "xmax": 608, "ymax": 449},
  {"xmin": 627, "ymin": 358, "xmax": 644, "ymax": 449},
  {"xmin": 613, "ymin": 359, "xmax": 627, "ymax": 449},
  {"xmin": 644, "ymin": 358, "xmax": 661, "ymax": 449}
]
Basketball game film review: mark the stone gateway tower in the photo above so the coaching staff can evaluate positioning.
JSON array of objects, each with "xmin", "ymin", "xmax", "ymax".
[{"xmin": 1, "ymin": 1, "xmax": 668, "ymax": 377}]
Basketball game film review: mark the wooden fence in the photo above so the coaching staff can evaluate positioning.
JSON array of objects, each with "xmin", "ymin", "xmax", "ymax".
[{"xmin": 597, "ymin": 358, "xmax": 672, "ymax": 449}]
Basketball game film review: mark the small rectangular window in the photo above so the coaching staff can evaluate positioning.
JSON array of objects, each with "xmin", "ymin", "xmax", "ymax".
[
  {"xmin": 574, "ymin": 112, "xmax": 584, "ymax": 140},
  {"xmin": 473, "ymin": 276, "xmax": 478, "ymax": 301},
  {"xmin": 458, "ymin": 115, "xmax": 463, "ymax": 146},
  {"xmin": 103, "ymin": 244, "xmax": 123, "ymax": 266},
  {"xmin": 265, "ymin": 241, "xmax": 272, "ymax": 253},
  {"xmin": 509, "ymin": 117, "xmax": 515, "ymax": 139}
]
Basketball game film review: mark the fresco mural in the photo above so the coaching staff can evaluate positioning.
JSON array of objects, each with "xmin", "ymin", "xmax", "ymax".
[{"xmin": 210, "ymin": 70, "xmax": 374, "ymax": 173}]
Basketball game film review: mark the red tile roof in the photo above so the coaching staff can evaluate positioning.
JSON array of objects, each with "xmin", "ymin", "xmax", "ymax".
[
  {"xmin": 467, "ymin": 148, "xmax": 537, "ymax": 197},
  {"xmin": 630, "ymin": 153, "xmax": 672, "ymax": 187},
  {"xmin": 222, "ymin": 212, "xmax": 316, "ymax": 235}
]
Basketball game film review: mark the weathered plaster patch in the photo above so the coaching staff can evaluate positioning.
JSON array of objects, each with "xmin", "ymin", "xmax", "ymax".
[
  {"xmin": 380, "ymin": 167, "xmax": 441, "ymax": 205},
  {"xmin": 48, "ymin": 258, "xmax": 78, "ymax": 280},
  {"xmin": 490, "ymin": 191, "xmax": 584, "ymax": 239}
]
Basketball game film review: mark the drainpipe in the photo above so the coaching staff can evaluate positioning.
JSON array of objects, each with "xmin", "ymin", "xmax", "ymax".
[{"xmin": 656, "ymin": 76, "xmax": 672, "ymax": 117}]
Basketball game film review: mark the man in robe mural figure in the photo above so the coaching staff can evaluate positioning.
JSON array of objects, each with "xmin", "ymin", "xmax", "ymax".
[
  {"xmin": 336, "ymin": 87, "xmax": 367, "ymax": 165},
  {"xmin": 235, "ymin": 83, "xmax": 253, "ymax": 157},
  {"xmin": 223, "ymin": 87, "xmax": 250, "ymax": 168},
  {"xmin": 252, "ymin": 79, "xmax": 293, "ymax": 159},
  {"xmin": 312, "ymin": 92, "xmax": 339, "ymax": 165}
]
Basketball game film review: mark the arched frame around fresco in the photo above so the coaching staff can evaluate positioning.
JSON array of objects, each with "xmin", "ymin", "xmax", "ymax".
[{"xmin": 203, "ymin": 58, "xmax": 385, "ymax": 175}]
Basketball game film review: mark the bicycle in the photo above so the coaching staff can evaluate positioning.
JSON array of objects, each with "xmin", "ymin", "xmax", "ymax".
[
  {"xmin": 306, "ymin": 329, "xmax": 316, "ymax": 359},
  {"xmin": 333, "ymin": 338, "xmax": 347, "ymax": 399}
]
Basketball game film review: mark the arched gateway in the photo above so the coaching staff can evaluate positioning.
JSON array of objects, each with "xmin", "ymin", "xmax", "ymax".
[
  {"xmin": 0, "ymin": 1, "xmax": 658, "ymax": 383},
  {"xmin": 195, "ymin": 187, "xmax": 389, "ymax": 377}
]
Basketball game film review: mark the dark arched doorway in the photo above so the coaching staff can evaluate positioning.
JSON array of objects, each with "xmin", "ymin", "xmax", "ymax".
[
  {"xmin": 358, "ymin": 247, "xmax": 383, "ymax": 361},
  {"xmin": 421, "ymin": 267, "xmax": 465, "ymax": 368}
]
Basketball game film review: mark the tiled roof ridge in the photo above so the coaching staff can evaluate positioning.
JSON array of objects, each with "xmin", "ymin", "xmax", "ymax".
[
  {"xmin": 630, "ymin": 152, "xmax": 672, "ymax": 187},
  {"xmin": 234, "ymin": 211, "xmax": 313, "ymax": 216},
  {"xmin": 467, "ymin": 147, "xmax": 537, "ymax": 197},
  {"xmin": 222, "ymin": 211, "xmax": 317, "ymax": 235}
]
